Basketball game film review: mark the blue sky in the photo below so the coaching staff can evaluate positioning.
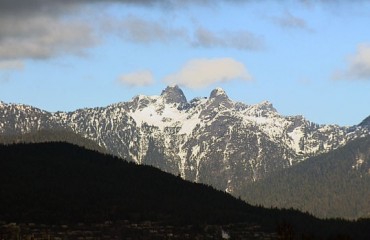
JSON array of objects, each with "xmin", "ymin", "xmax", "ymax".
[{"xmin": 0, "ymin": 0, "xmax": 370, "ymax": 126}]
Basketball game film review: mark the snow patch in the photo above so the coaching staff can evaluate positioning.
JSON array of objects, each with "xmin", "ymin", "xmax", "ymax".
[
  {"xmin": 287, "ymin": 127, "xmax": 304, "ymax": 153},
  {"xmin": 129, "ymin": 97, "xmax": 201, "ymax": 135}
]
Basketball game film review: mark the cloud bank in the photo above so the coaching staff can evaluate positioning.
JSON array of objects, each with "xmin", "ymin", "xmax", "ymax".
[
  {"xmin": 0, "ymin": 0, "xmax": 263, "ymax": 65},
  {"xmin": 0, "ymin": 0, "xmax": 102, "ymax": 63},
  {"xmin": 163, "ymin": 58, "xmax": 252, "ymax": 89},
  {"xmin": 0, "ymin": 17, "xmax": 97, "ymax": 61},
  {"xmin": 334, "ymin": 44, "xmax": 370, "ymax": 80},
  {"xmin": 103, "ymin": 16, "xmax": 263, "ymax": 50},
  {"xmin": 118, "ymin": 70, "xmax": 155, "ymax": 87}
]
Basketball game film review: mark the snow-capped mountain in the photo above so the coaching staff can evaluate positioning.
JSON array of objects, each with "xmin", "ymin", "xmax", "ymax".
[
  {"xmin": 0, "ymin": 86, "xmax": 369, "ymax": 194},
  {"xmin": 0, "ymin": 101, "xmax": 66, "ymax": 134}
]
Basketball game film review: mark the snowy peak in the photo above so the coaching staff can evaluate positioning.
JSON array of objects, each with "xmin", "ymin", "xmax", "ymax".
[
  {"xmin": 160, "ymin": 85, "xmax": 187, "ymax": 104},
  {"xmin": 209, "ymin": 87, "xmax": 228, "ymax": 100},
  {"xmin": 208, "ymin": 87, "xmax": 232, "ymax": 108}
]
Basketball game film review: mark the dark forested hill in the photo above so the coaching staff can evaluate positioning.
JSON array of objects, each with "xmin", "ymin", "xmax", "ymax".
[
  {"xmin": 0, "ymin": 142, "xmax": 251, "ymax": 225},
  {"xmin": 0, "ymin": 142, "xmax": 370, "ymax": 239},
  {"xmin": 240, "ymin": 136, "xmax": 370, "ymax": 220}
]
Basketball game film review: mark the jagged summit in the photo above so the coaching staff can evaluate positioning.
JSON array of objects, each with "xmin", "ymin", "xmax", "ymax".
[
  {"xmin": 256, "ymin": 101, "xmax": 276, "ymax": 112},
  {"xmin": 210, "ymin": 87, "xmax": 226, "ymax": 97},
  {"xmin": 160, "ymin": 85, "xmax": 187, "ymax": 104},
  {"xmin": 359, "ymin": 115, "xmax": 370, "ymax": 129},
  {"xmin": 244, "ymin": 100, "xmax": 278, "ymax": 118},
  {"xmin": 209, "ymin": 87, "xmax": 230, "ymax": 101}
]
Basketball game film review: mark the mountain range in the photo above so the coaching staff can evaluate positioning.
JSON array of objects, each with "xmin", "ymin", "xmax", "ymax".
[{"xmin": 1, "ymin": 86, "xmax": 369, "ymax": 195}]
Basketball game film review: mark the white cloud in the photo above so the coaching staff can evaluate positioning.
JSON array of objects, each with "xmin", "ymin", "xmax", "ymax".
[
  {"xmin": 163, "ymin": 58, "xmax": 252, "ymax": 89},
  {"xmin": 333, "ymin": 44, "xmax": 370, "ymax": 80},
  {"xmin": 118, "ymin": 70, "xmax": 155, "ymax": 87}
]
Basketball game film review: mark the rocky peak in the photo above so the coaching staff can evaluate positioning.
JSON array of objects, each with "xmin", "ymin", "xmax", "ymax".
[
  {"xmin": 256, "ymin": 101, "xmax": 276, "ymax": 112},
  {"xmin": 209, "ymin": 87, "xmax": 228, "ymax": 100},
  {"xmin": 209, "ymin": 88, "xmax": 232, "ymax": 105},
  {"xmin": 246, "ymin": 101, "xmax": 277, "ymax": 117},
  {"xmin": 359, "ymin": 115, "xmax": 370, "ymax": 129},
  {"xmin": 160, "ymin": 85, "xmax": 187, "ymax": 104},
  {"xmin": 130, "ymin": 95, "xmax": 152, "ymax": 111},
  {"xmin": 205, "ymin": 87, "xmax": 232, "ymax": 110}
]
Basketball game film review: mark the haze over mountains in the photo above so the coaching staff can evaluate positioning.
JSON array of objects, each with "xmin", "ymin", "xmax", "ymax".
[{"xmin": 1, "ymin": 86, "xmax": 370, "ymax": 220}]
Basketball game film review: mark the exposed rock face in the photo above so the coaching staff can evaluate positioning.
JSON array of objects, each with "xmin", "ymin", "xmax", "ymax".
[
  {"xmin": 161, "ymin": 85, "xmax": 187, "ymax": 105},
  {"xmin": 0, "ymin": 103, "xmax": 66, "ymax": 135},
  {"xmin": 0, "ymin": 87, "xmax": 369, "ymax": 194},
  {"xmin": 359, "ymin": 115, "xmax": 370, "ymax": 129}
]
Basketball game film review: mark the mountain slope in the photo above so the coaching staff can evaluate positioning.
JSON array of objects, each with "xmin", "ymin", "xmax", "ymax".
[
  {"xmin": 0, "ymin": 101, "xmax": 64, "ymax": 134},
  {"xmin": 1, "ymin": 142, "xmax": 370, "ymax": 239},
  {"xmin": 239, "ymin": 136, "xmax": 370, "ymax": 219},
  {"xmin": 1, "ymin": 87, "xmax": 369, "ymax": 195}
]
